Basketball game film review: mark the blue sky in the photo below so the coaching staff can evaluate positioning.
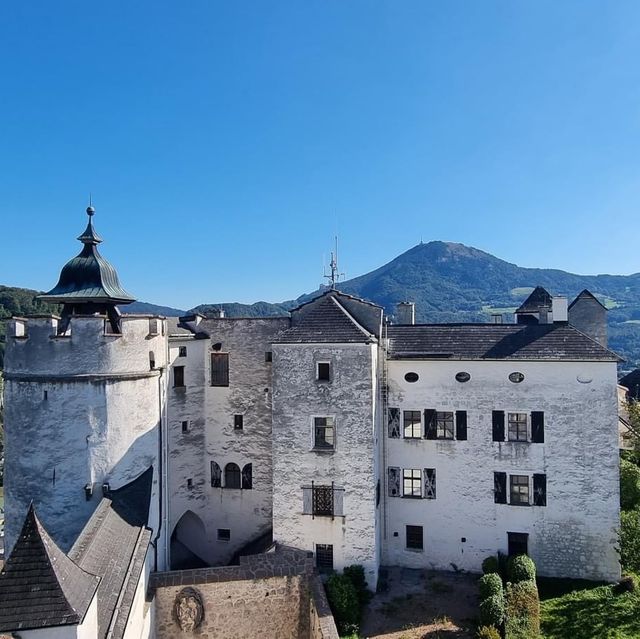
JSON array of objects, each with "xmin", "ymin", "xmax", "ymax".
[{"xmin": 1, "ymin": 1, "xmax": 639, "ymax": 309}]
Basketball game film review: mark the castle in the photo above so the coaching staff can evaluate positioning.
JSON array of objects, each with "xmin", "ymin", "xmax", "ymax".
[{"xmin": 0, "ymin": 207, "xmax": 622, "ymax": 638}]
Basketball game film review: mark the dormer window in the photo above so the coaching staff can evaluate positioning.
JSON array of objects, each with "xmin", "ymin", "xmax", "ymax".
[{"xmin": 317, "ymin": 362, "xmax": 331, "ymax": 382}]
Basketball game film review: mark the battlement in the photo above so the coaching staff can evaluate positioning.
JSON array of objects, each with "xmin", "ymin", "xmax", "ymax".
[{"xmin": 5, "ymin": 314, "xmax": 169, "ymax": 378}]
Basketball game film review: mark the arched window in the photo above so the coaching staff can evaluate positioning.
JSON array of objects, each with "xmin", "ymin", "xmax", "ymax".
[
  {"xmin": 242, "ymin": 464, "xmax": 253, "ymax": 489},
  {"xmin": 211, "ymin": 461, "xmax": 221, "ymax": 487},
  {"xmin": 224, "ymin": 463, "xmax": 241, "ymax": 489}
]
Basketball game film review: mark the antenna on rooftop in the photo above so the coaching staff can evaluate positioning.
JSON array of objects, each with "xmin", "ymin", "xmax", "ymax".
[{"xmin": 324, "ymin": 235, "xmax": 345, "ymax": 289}]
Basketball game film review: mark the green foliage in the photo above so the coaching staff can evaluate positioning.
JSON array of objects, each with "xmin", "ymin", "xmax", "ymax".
[
  {"xmin": 479, "ymin": 593, "xmax": 505, "ymax": 628},
  {"xmin": 343, "ymin": 564, "xmax": 371, "ymax": 606},
  {"xmin": 620, "ymin": 458, "xmax": 640, "ymax": 511},
  {"xmin": 619, "ymin": 510, "xmax": 640, "ymax": 574},
  {"xmin": 507, "ymin": 554, "xmax": 536, "ymax": 583},
  {"xmin": 482, "ymin": 556, "xmax": 500, "ymax": 575},
  {"xmin": 505, "ymin": 580, "xmax": 540, "ymax": 638},
  {"xmin": 325, "ymin": 573, "xmax": 360, "ymax": 636},
  {"xmin": 478, "ymin": 573, "xmax": 503, "ymax": 600},
  {"xmin": 477, "ymin": 626, "xmax": 501, "ymax": 639}
]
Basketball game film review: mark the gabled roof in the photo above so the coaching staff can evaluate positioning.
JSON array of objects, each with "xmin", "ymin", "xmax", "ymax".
[
  {"xmin": 0, "ymin": 504, "xmax": 100, "ymax": 633},
  {"xmin": 69, "ymin": 467, "xmax": 154, "ymax": 639},
  {"xmin": 515, "ymin": 286, "xmax": 553, "ymax": 314},
  {"xmin": 273, "ymin": 292, "xmax": 376, "ymax": 344},
  {"xmin": 387, "ymin": 323, "xmax": 621, "ymax": 361},
  {"xmin": 620, "ymin": 368, "xmax": 640, "ymax": 399},
  {"xmin": 568, "ymin": 289, "xmax": 608, "ymax": 311}
]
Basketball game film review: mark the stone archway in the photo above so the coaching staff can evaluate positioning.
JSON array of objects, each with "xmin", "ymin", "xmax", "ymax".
[{"xmin": 170, "ymin": 510, "xmax": 209, "ymax": 570}]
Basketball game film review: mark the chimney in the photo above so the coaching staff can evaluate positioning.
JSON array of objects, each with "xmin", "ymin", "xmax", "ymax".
[
  {"xmin": 552, "ymin": 296, "xmax": 568, "ymax": 323},
  {"xmin": 491, "ymin": 314, "xmax": 503, "ymax": 324},
  {"xmin": 396, "ymin": 302, "xmax": 415, "ymax": 325}
]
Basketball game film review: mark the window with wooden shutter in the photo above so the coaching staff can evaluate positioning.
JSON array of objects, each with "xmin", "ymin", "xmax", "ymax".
[
  {"xmin": 455, "ymin": 411, "xmax": 468, "ymax": 441},
  {"xmin": 533, "ymin": 473, "xmax": 547, "ymax": 506},
  {"xmin": 424, "ymin": 409, "xmax": 437, "ymax": 440},
  {"xmin": 531, "ymin": 411, "xmax": 545, "ymax": 443},
  {"xmin": 388, "ymin": 467, "xmax": 401, "ymax": 497},
  {"xmin": 424, "ymin": 468, "xmax": 436, "ymax": 499},
  {"xmin": 210, "ymin": 353, "xmax": 229, "ymax": 387},
  {"xmin": 388, "ymin": 407, "xmax": 401, "ymax": 438},
  {"xmin": 210, "ymin": 461, "xmax": 222, "ymax": 487},
  {"xmin": 492, "ymin": 411, "xmax": 505, "ymax": 442},
  {"xmin": 494, "ymin": 471, "xmax": 507, "ymax": 504}
]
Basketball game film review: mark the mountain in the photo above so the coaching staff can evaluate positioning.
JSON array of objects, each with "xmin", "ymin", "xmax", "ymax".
[{"xmin": 125, "ymin": 301, "xmax": 185, "ymax": 316}]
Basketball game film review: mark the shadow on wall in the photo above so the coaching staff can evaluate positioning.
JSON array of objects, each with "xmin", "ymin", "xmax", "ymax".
[{"xmin": 171, "ymin": 510, "xmax": 209, "ymax": 570}]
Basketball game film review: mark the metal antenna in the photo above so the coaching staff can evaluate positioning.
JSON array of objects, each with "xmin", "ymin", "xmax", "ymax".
[{"xmin": 324, "ymin": 235, "xmax": 345, "ymax": 289}]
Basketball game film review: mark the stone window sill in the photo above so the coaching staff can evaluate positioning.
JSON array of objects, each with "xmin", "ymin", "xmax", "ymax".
[{"xmin": 311, "ymin": 447, "xmax": 335, "ymax": 454}]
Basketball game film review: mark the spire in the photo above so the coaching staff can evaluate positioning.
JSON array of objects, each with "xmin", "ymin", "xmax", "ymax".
[{"xmin": 76, "ymin": 202, "xmax": 103, "ymax": 245}]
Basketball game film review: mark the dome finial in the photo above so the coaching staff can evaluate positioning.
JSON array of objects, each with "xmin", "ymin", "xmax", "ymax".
[{"xmin": 86, "ymin": 193, "xmax": 95, "ymax": 217}]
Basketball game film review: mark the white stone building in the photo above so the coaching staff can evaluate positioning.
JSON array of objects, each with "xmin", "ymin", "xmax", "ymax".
[{"xmin": 0, "ymin": 208, "xmax": 623, "ymax": 637}]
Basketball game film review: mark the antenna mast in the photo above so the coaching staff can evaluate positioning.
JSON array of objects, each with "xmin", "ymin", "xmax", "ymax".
[{"xmin": 324, "ymin": 236, "xmax": 344, "ymax": 289}]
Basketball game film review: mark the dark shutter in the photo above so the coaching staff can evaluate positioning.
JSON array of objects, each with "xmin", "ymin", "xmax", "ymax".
[
  {"xmin": 211, "ymin": 461, "xmax": 222, "ymax": 487},
  {"xmin": 455, "ymin": 411, "xmax": 468, "ymax": 441},
  {"xmin": 211, "ymin": 353, "xmax": 229, "ymax": 386},
  {"xmin": 388, "ymin": 467, "xmax": 401, "ymax": 497},
  {"xmin": 424, "ymin": 409, "xmax": 437, "ymax": 440},
  {"xmin": 492, "ymin": 411, "xmax": 505, "ymax": 442},
  {"xmin": 531, "ymin": 411, "xmax": 545, "ymax": 443},
  {"xmin": 494, "ymin": 471, "xmax": 507, "ymax": 504},
  {"xmin": 533, "ymin": 473, "xmax": 547, "ymax": 506},
  {"xmin": 242, "ymin": 463, "xmax": 253, "ymax": 489},
  {"xmin": 388, "ymin": 407, "xmax": 401, "ymax": 438}
]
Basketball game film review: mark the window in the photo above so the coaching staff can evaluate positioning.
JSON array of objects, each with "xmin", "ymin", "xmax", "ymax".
[
  {"xmin": 181, "ymin": 420, "xmax": 189, "ymax": 433},
  {"xmin": 508, "ymin": 413, "xmax": 528, "ymax": 442},
  {"xmin": 265, "ymin": 351, "xmax": 273, "ymax": 362},
  {"xmin": 211, "ymin": 353, "xmax": 229, "ymax": 386},
  {"xmin": 455, "ymin": 371, "xmax": 471, "ymax": 383},
  {"xmin": 406, "ymin": 525, "xmax": 423, "ymax": 550},
  {"xmin": 211, "ymin": 461, "xmax": 222, "ymax": 487},
  {"xmin": 508, "ymin": 532, "xmax": 529, "ymax": 556},
  {"xmin": 173, "ymin": 366, "xmax": 185, "ymax": 388},
  {"xmin": 178, "ymin": 346, "xmax": 187, "ymax": 357},
  {"xmin": 186, "ymin": 478, "xmax": 193, "ymax": 489},
  {"xmin": 312, "ymin": 485, "xmax": 334, "ymax": 516},
  {"xmin": 404, "ymin": 372, "xmax": 419, "ymax": 383},
  {"xmin": 424, "ymin": 468, "xmax": 436, "ymax": 499},
  {"xmin": 242, "ymin": 463, "xmax": 252, "ymax": 489},
  {"xmin": 317, "ymin": 362, "xmax": 331, "ymax": 382},
  {"xmin": 224, "ymin": 463, "xmax": 241, "ymax": 489},
  {"xmin": 234, "ymin": 414, "xmax": 243, "ymax": 430},
  {"xmin": 492, "ymin": 411, "xmax": 505, "ymax": 442},
  {"xmin": 302, "ymin": 484, "xmax": 344, "ymax": 517},
  {"xmin": 403, "ymin": 469, "xmax": 422, "ymax": 498},
  {"xmin": 314, "ymin": 417, "xmax": 335, "ymax": 450},
  {"xmin": 316, "ymin": 544, "xmax": 334, "ymax": 573},
  {"xmin": 217, "ymin": 528, "xmax": 231, "ymax": 541},
  {"xmin": 436, "ymin": 412, "xmax": 454, "ymax": 439},
  {"xmin": 510, "ymin": 475, "xmax": 530, "ymax": 506},
  {"xmin": 403, "ymin": 411, "xmax": 421, "ymax": 438},
  {"xmin": 509, "ymin": 372, "xmax": 525, "ymax": 383}
]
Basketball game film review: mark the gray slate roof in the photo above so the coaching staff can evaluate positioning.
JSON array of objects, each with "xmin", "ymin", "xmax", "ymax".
[
  {"xmin": 273, "ymin": 293, "xmax": 375, "ymax": 344},
  {"xmin": 387, "ymin": 323, "xmax": 621, "ymax": 361},
  {"xmin": 69, "ymin": 466, "xmax": 154, "ymax": 639},
  {"xmin": 0, "ymin": 505, "xmax": 100, "ymax": 633},
  {"xmin": 515, "ymin": 286, "xmax": 552, "ymax": 313},
  {"xmin": 569, "ymin": 289, "xmax": 608, "ymax": 310}
]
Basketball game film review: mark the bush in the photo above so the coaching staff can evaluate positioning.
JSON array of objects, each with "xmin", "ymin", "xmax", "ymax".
[
  {"xmin": 620, "ymin": 458, "xmax": 640, "ymax": 511},
  {"xmin": 479, "ymin": 593, "xmax": 505, "ymax": 628},
  {"xmin": 507, "ymin": 554, "xmax": 536, "ymax": 583},
  {"xmin": 477, "ymin": 626, "xmax": 501, "ymax": 639},
  {"xmin": 478, "ymin": 573, "xmax": 503, "ymax": 600},
  {"xmin": 505, "ymin": 580, "xmax": 540, "ymax": 639},
  {"xmin": 325, "ymin": 573, "xmax": 360, "ymax": 635},
  {"xmin": 343, "ymin": 564, "xmax": 371, "ymax": 605},
  {"xmin": 619, "ymin": 510, "xmax": 640, "ymax": 574},
  {"xmin": 614, "ymin": 574, "xmax": 637, "ymax": 594},
  {"xmin": 482, "ymin": 556, "xmax": 500, "ymax": 575}
]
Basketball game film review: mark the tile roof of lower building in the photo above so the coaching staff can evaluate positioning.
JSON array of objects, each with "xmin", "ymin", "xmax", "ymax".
[
  {"xmin": 387, "ymin": 323, "xmax": 621, "ymax": 361},
  {"xmin": 0, "ymin": 505, "xmax": 100, "ymax": 633}
]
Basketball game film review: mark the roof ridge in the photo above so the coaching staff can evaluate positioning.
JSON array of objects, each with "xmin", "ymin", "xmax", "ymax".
[
  {"xmin": 561, "ymin": 324, "xmax": 623, "ymax": 361},
  {"xmin": 328, "ymin": 295, "xmax": 375, "ymax": 341}
]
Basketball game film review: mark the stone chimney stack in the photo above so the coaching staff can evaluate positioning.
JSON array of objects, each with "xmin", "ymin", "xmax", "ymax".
[
  {"xmin": 396, "ymin": 302, "xmax": 415, "ymax": 325},
  {"xmin": 552, "ymin": 296, "xmax": 568, "ymax": 322}
]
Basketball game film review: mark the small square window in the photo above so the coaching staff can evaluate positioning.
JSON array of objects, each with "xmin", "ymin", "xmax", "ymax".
[
  {"xmin": 317, "ymin": 362, "xmax": 331, "ymax": 382},
  {"xmin": 406, "ymin": 525, "xmax": 423, "ymax": 550},
  {"xmin": 217, "ymin": 528, "xmax": 231, "ymax": 541},
  {"xmin": 510, "ymin": 475, "xmax": 530, "ymax": 506},
  {"xmin": 314, "ymin": 417, "xmax": 335, "ymax": 450},
  {"xmin": 403, "ymin": 469, "xmax": 422, "ymax": 498},
  {"xmin": 316, "ymin": 544, "xmax": 334, "ymax": 573},
  {"xmin": 181, "ymin": 420, "xmax": 189, "ymax": 433},
  {"xmin": 265, "ymin": 351, "xmax": 273, "ymax": 362},
  {"xmin": 234, "ymin": 414, "xmax": 244, "ymax": 430},
  {"xmin": 179, "ymin": 346, "xmax": 187, "ymax": 358},
  {"xmin": 187, "ymin": 478, "xmax": 193, "ymax": 489},
  {"xmin": 508, "ymin": 413, "xmax": 528, "ymax": 442},
  {"xmin": 436, "ymin": 412, "xmax": 454, "ymax": 439},
  {"xmin": 403, "ymin": 411, "xmax": 421, "ymax": 439},
  {"xmin": 173, "ymin": 366, "xmax": 185, "ymax": 388}
]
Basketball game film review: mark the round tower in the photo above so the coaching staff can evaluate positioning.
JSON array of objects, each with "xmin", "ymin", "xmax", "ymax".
[{"xmin": 3, "ymin": 205, "xmax": 168, "ymax": 560}]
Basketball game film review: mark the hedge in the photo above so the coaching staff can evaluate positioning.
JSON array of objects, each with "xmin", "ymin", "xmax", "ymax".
[
  {"xmin": 326, "ymin": 573, "xmax": 360, "ymax": 635},
  {"xmin": 478, "ymin": 573, "xmax": 503, "ymax": 600},
  {"xmin": 477, "ymin": 626, "xmax": 501, "ymax": 639},
  {"xmin": 479, "ymin": 593, "xmax": 505, "ymax": 628},
  {"xmin": 507, "ymin": 554, "xmax": 536, "ymax": 583},
  {"xmin": 482, "ymin": 556, "xmax": 500, "ymax": 575},
  {"xmin": 505, "ymin": 580, "xmax": 540, "ymax": 639}
]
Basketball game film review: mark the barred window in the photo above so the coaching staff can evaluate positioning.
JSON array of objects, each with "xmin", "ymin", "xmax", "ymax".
[
  {"xmin": 510, "ymin": 475, "xmax": 530, "ymax": 506},
  {"xmin": 436, "ymin": 412, "xmax": 454, "ymax": 439},
  {"xmin": 314, "ymin": 417, "xmax": 335, "ymax": 450},
  {"xmin": 403, "ymin": 468, "xmax": 422, "ymax": 498},
  {"xmin": 316, "ymin": 544, "xmax": 334, "ymax": 573},
  {"xmin": 403, "ymin": 411, "xmax": 422, "ymax": 439},
  {"xmin": 508, "ymin": 413, "xmax": 528, "ymax": 442},
  {"xmin": 406, "ymin": 525, "xmax": 423, "ymax": 550}
]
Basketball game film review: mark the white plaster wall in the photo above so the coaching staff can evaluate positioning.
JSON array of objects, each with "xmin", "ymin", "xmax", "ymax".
[
  {"xmin": 382, "ymin": 359, "xmax": 620, "ymax": 582},
  {"xmin": 272, "ymin": 343, "xmax": 380, "ymax": 589},
  {"xmin": 122, "ymin": 551, "xmax": 154, "ymax": 639}
]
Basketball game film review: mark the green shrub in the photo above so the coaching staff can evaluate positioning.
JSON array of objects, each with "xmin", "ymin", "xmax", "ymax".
[
  {"xmin": 507, "ymin": 554, "xmax": 536, "ymax": 583},
  {"xmin": 479, "ymin": 593, "xmax": 505, "ymax": 628},
  {"xmin": 325, "ymin": 573, "xmax": 360, "ymax": 635},
  {"xmin": 505, "ymin": 580, "xmax": 540, "ymax": 639},
  {"xmin": 482, "ymin": 555, "xmax": 500, "ymax": 575},
  {"xmin": 478, "ymin": 573, "xmax": 503, "ymax": 600},
  {"xmin": 621, "ymin": 458, "xmax": 640, "ymax": 511},
  {"xmin": 477, "ymin": 626, "xmax": 501, "ymax": 639},
  {"xmin": 619, "ymin": 509, "xmax": 640, "ymax": 574},
  {"xmin": 343, "ymin": 564, "xmax": 371, "ymax": 605}
]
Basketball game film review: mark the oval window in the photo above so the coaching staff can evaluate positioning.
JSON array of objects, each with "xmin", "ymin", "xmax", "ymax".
[
  {"xmin": 509, "ymin": 372, "xmax": 525, "ymax": 383},
  {"xmin": 455, "ymin": 372, "xmax": 471, "ymax": 383},
  {"xmin": 404, "ymin": 372, "xmax": 419, "ymax": 383}
]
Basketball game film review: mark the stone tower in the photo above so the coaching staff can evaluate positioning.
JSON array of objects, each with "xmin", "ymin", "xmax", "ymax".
[{"xmin": 3, "ymin": 206, "xmax": 168, "ymax": 563}]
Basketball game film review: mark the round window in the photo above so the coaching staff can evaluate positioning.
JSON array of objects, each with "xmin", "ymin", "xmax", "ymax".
[
  {"xmin": 455, "ymin": 371, "xmax": 471, "ymax": 383},
  {"xmin": 509, "ymin": 372, "xmax": 525, "ymax": 383},
  {"xmin": 404, "ymin": 372, "xmax": 419, "ymax": 383}
]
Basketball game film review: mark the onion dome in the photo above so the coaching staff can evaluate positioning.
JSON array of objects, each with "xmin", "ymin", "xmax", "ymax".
[{"xmin": 39, "ymin": 205, "xmax": 135, "ymax": 305}]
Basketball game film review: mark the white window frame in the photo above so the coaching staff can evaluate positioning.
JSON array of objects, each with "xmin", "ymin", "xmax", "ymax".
[
  {"xmin": 402, "ymin": 468, "xmax": 422, "ymax": 498},
  {"xmin": 507, "ymin": 412, "xmax": 529, "ymax": 442}
]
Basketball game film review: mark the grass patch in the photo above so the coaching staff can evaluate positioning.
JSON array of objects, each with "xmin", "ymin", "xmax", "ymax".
[
  {"xmin": 481, "ymin": 305, "xmax": 518, "ymax": 314},
  {"xmin": 428, "ymin": 579, "xmax": 453, "ymax": 594},
  {"xmin": 540, "ymin": 577, "xmax": 640, "ymax": 638},
  {"xmin": 510, "ymin": 287, "xmax": 535, "ymax": 297}
]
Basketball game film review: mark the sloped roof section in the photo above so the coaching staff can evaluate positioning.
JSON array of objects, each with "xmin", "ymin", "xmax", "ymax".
[
  {"xmin": 569, "ymin": 289, "xmax": 608, "ymax": 311},
  {"xmin": 387, "ymin": 323, "xmax": 621, "ymax": 361},
  {"xmin": 515, "ymin": 286, "xmax": 553, "ymax": 313},
  {"xmin": 620, "ymin": 368, "xmax": 640, "ymax": 399},
  {"xmin": 274, "ymin": 293, "xmax": 376, "ymax": 343},
  {"xmin": 0, "ymin": 504, "xmax": 100, "ymax": 633}
]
